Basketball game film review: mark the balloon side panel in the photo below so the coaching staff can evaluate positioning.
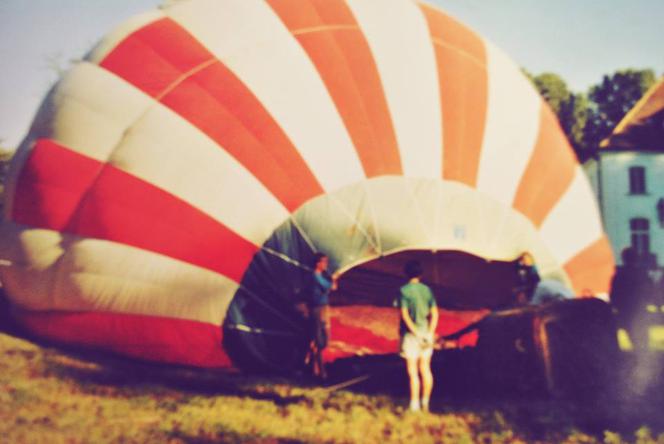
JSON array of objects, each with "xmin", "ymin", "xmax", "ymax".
[
  {"xmin": 419, "ymin": 2, "xmax": 489, "ymax": 185},
  {"xmin": 98, "ymin": 16, "xmax": 324, "ymax": 212},
  {"xmin": 347, "ymin": 0, "xmax": 442, "ymax": 178},
  {"xmin": 512, "ymin": 104, "xmax": 577, "ymax": 227},
  {"xmin": 164, "ymin": 0, "xmax": 366, "ymax": 192},
  {"xmin": 0, "ymin": 224, "xmax": 237, "ymax": 367},
  {"xmin": 11, "ymin": 139, "xmax": 258, "ymax": 282},
  {"xmin": 14, "ymin": 310, "xmax": 231, "ymax": 367},
  {"xmin": 267, "ymin": 0, "xmax": 403, "ymax": 177}
]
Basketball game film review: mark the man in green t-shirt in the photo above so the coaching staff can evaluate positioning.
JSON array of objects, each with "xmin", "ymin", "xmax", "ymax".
[{"xmin": 398, "ymin": 260, "xmax": 438, "ymax": 412}]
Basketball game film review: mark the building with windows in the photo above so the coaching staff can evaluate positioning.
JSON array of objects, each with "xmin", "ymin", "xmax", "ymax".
[{"xmin": 585, "ymin": 78, "xmax": 664, "ymax": 267}]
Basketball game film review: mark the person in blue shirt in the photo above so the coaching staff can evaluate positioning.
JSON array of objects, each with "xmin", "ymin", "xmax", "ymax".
[
  {"xmin": 399, "ymin": 260, "xmax": 438, "ymax": 412},
  {"xmin": 307, "ymin": 253, "xmax": 337, "ymax": 380}
]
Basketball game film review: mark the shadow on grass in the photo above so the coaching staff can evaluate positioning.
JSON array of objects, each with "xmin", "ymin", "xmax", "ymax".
[
  {"xmin": 167, "ymin": 428, "xmax": 307, "ymax": 444},
  {"xmin": 43, "ymin": 352, "xmax": 311, "ymax": 406},
  {"xmin": 0, "ymin": 287, "xmax": 24, "ymax": 337},
  {"xmin": 327, "ymin": 343, "xmax": 664, "ymax": 438},
  {"xmin": 328, "ymin": 351, "xmax": 586, "ymax": 441}
]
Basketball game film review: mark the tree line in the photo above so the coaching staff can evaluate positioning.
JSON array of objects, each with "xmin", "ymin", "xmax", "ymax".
[{"xmin": 526, "ymin": 68, "xmax": 660, "ymax": 161}]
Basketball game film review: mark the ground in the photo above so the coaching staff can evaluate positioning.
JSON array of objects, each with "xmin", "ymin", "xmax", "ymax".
[{"xmin": 1, "ymin": 295, "xmax": 664, "ymax": 443}]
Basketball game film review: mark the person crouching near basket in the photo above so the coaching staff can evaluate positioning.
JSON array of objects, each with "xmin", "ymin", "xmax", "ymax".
[{"xmin": 398, "ymin": 260, "xmax": 439, "ymax": 412}]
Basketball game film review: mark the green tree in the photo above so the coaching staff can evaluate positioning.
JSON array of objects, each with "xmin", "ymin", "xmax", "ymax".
[
  {"xmin": 530, "ymin": 72, "xmax": 570, "ymax": 116},
  {"xmin": 582, "ymin": 69, "xmax": 657, "ymax": 156},
  {"xmin": 527, "ymin": 72, "xmax": 588, "ymax": 159},
  {"xmin": 559, "ymin": 92, "xmax": 589, "ymax": 158}
]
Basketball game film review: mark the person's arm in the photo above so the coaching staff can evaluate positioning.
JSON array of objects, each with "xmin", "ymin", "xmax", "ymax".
[
  {"xmin": 321, "ymin": 305, "xmax": 331, "ymax": 336},
  {"xmin": 428, "ymin": 305, "xmax": 439, "ymax": 336},
  {"xmin": 316, "ymin": 271, "xmax": 336, "ymax": 293},
  {"xmin": 401, "ymin": 306, "xmax": 419, "ymax": 336},
  {"xmin": 330, "ymin": 272, "xmax": 339, "ymax": 291}
]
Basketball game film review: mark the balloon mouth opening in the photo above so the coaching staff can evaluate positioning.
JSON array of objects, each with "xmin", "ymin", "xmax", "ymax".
[
  {"xmin": 334, "ymin": 249, "xmax": 524, "ymax": 311},
  {"xmin": 223, "ymin": 248, "xmax": 527, "ymax": 372}
]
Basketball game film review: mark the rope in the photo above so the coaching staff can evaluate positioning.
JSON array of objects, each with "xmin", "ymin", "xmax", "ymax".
[{"xmin": 320, "ymin": 373, "xmax": 372, "ymax": 392}]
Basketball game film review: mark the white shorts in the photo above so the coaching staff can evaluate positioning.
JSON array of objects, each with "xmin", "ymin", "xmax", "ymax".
[{"xmin": 400, "ymin": 332, "xmax": 434, "ymax": 360}]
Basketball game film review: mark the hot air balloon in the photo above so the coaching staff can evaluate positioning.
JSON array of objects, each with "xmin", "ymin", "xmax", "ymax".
[{"xmin": 0, "ymin": 0, "xmax": 614, "ymax": 374}]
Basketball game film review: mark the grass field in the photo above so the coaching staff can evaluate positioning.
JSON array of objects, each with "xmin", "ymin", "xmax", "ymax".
[
  {"xmin": 1, "ymin": 288, "xmax": 663, "ymax": 443},
  {"xmin": 2, "ymin": 325, "xmax": 664, "ymax": 444}
]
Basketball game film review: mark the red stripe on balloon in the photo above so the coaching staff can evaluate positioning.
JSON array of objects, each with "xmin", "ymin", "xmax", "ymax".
[
  {"xmin": 325, "ymin": 318, "xmax": 397, "ymax": 361},
  {"xmin": 14, "ymin": 310, "xmax": 232, "ymax": 368},
  {"xmin": 513, "ymin": 104, "xmax": 577, "ymax": 227},
  {"xmin": 11, "ymin": 138, "xmax": 105, "ymax": 230},
  {"xmin": 420, "ymin": 4, "xmax": 488, "ymax": 186},
  {"xmin": 97, "ymin": 16, "xmax": 212, "ymax": 98},
  {"xmin": 268, "ymin": 0, "xmax": 402, "ymax": 177},
  {"xmin": 12, "ymin": 139, "xmax": 257, "ymax": 282},
  {"xmin": 325, "ymin": 307, "xmax": 484, "ymax": 361},
  {"xmin": 100, "ymin": 17, "xmax": 322, "ymax": 212}
]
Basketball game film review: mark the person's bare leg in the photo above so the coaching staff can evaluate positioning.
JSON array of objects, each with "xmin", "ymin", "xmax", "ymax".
[
  {"xmin": 317, "ymin": 347, "xmax": 327, "ymax": 380},
  {"xmin": 311, "ymin": 343, "xmax": 320, "ymax": 377},
  {"xmin": 419, "ymin": 354, "xmax": 433, "ymax": 411},
  {"xmin": 305, "ymin": 341, "xmax": 314, "ymax": 372},
  {"xmin": 406, "ymin": 357, "xmax": 420, "ymax": 411}
]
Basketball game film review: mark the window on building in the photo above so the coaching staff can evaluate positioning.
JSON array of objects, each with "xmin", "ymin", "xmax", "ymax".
[
  {"xmin": 630, "ymin": 218, "xmax": 650, "ymax": 255},
  {"xmin": 628, "ymin": 166, "xmax": 647, "ymax": 194}
]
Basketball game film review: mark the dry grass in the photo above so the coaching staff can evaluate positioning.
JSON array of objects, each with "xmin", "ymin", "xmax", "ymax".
[{"xmin": 2, "ymin": 330, "xmax": 664, "ymax": 444}]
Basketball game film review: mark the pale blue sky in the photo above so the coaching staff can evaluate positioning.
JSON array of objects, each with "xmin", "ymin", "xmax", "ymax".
[{"xmin": 1, "ymin": 0, "xmax": 662, "ymax": 148}]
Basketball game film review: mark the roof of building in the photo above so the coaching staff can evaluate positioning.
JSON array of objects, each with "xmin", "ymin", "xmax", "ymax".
[{"xmin": 601, "ymin": 77, "xmax": 664, "ymax": 152}]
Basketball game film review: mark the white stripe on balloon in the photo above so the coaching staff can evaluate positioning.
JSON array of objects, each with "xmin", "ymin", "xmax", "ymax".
[
  {"xmin": 347, "ymin": 0, "xmax": 443, "ymax": 179},
  {"xmin": 0, "ymin": 223, "xmax": 237, "ymax": 325},
  {"xmin": 539, "ymin": 168, "xmax": 605, "ymax": 264},
  {"xmin": 475, "ymin": 40, "xmax": 541, "ymax": 205}
]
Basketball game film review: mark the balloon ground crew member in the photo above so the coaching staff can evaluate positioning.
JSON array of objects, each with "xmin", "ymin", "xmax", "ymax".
[
  {"xmin": 398, "ymin": 260, "xmax": 439, "ymax": 412},
  {"xmin": 306, "ymin": 253, "xmax": 338, "ymax": 380},
  {"xmin": 513, "ymin": 252, "xmax": 540, "ymax": 305}
]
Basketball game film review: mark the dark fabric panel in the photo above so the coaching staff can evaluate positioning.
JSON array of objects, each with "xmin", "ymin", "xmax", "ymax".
[{"xmin": 223, "ymin": 220, "xmax": 315, "ymax": 371}]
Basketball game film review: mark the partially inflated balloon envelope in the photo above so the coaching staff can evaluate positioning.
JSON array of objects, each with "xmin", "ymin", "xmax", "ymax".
[{"xmin": 0, "ymin": 0, "xmax": 614, "ymax": 370}]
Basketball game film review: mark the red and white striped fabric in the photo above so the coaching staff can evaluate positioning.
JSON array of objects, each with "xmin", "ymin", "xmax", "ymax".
[{"xmin": 0, "ymin": 0, "xmax": 613, "ymax": 368}]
